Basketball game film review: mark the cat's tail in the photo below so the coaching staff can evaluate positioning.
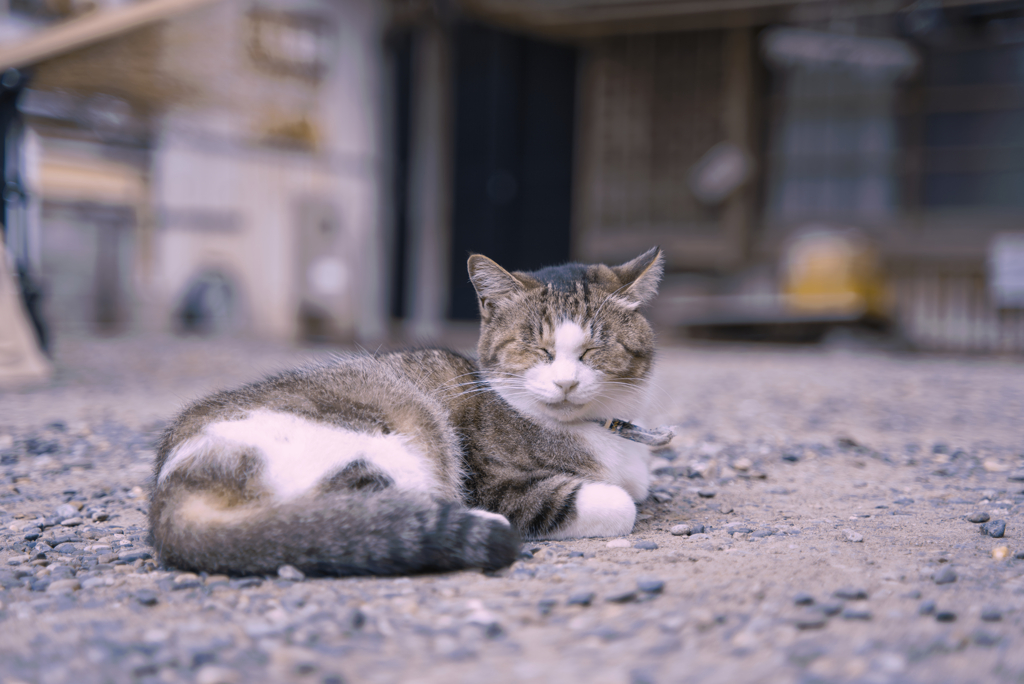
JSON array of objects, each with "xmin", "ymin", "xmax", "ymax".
[{"xmin": 148, "ymin": 489, "xmax": 521, "ymax": 576}]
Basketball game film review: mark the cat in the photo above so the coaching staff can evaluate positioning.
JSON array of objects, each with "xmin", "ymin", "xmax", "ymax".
[{"xmin": 149, "ymin": 247, "xmax": 665, "ymax": 576}]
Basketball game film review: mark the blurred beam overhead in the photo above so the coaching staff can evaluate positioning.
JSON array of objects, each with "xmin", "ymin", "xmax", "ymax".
[
  {"xmin": 456, "ymin": 0, "xmax": 1012, "ymax": 36},
  {"xmin": 0, "ymin": 0, "xmax": 222, "ymax": 72}
]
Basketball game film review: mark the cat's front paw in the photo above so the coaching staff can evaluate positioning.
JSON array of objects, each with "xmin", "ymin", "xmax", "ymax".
[{"xmin": 546, "ymin": 482, "xmax": 636, "ymax": 540}]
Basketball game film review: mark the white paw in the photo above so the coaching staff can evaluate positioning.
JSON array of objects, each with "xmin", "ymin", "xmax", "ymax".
[
  {"xmin": 542, "ymin": 482, "xmax": 636, "ymax": 540},
  {"xmin": 469, "ymin": 509, "xmax": 511, "ymax": 527}
]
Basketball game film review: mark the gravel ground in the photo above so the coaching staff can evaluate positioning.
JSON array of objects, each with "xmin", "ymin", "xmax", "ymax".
[{"xmin": 1, "ymin": 334, "xmax": 1023, "ymax": 684}]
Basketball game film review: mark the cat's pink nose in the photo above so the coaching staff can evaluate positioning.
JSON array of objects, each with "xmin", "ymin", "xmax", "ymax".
[{"xmin": 554, "ymin": 378, "xmax": 579, "ymax": 393}]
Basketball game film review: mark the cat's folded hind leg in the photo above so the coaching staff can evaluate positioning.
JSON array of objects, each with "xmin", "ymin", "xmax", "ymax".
[
  {"xmin": 492, "ymin": 475, "xmax": 636, "ymax": 540},
  {"xmin": 539, "ymin": 482, "xmax": 635, "ymax": 540}
]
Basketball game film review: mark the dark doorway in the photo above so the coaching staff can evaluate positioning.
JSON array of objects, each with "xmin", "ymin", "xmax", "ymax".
[{"xmin": 448, "ymin": 23, "xmax": 577, "ymax": 320}]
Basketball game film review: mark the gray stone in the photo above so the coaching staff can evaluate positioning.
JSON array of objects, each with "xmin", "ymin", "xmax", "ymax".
[
  {"xmin": 135, "ymin": 590, "xmax": 159, "ymax": 606},
  {"xmin": 54, "ymin": 504, "xmax": 77, "ymax": 519},
  {"xmin": 935, "ymin": 610, "xmax": 957, "ymax": 623},
  {"xmin": 46, "ymin": 578, "xmax": 80, "ymax": 593},
  {"xmin": 816, "ymin": 601, "xmax": 843, "ymax": 616},
  {"xmin": 841, "ymin": 607, "xmax": 872, "ymax": 620},
  {"xmin": 1007, "ymin": 471, "xmax": 1024, "ymax": 482},
  {"xmin": 634, "ymin": 540, "xmax": 658, "ymax": 550},
  {"xmin": 841, "ymin": 529, "xmax": 864, "ymax": 543},
  {"xmin": 697, "ymin": 490, "xmax": 716, "ymax": 498},
  {"xmin": 538, "ymin": 598, "xmax": 557, "ymax": 615},
  {"xmin": 793, "ymin": 592, "xmax": 815, "ymax": 606},
  {"xmin": 972, "ymin": 630, "xmax": 1000, "ymax": 647},
  {"xmin": 980, "ymin": 607, "xmax": 1002, "ymax": 622},
  {"xmin": 833, "ymin": 588, "xmax": 868, "ymax": 601},
  {"xmin": 918, "ymin": 599, "xmax": 936, "ymax": 615},
  {"xmin": 932, "ymin": 566, "xmax": 957, "ymax": 584},
  {"xmin": 60, "ymin": 517, "xmax": 83, "ymax": 527},
  {"xmin": 118, "ymin": 550, "xmax": 152, "ymax": 562},
  {"xmin": 277, "ymin": 564, "xmax": 305, "ymax": 581},
  {"xmin": 606, "ymin": 588, "xmax": 638, "ymax": 603},
  {"xmin": 751, "ymin": 530, "xmax": 773, "ymax": 539},
  {"xmin": 966, "ymin": 511, "xmax": 990, "ymax": 523},
  {"xmin": 980, "ymin": 520, "xmax": 1006, "ymax": 538},
  {"xmin": 894, "ymin": 497, "xmax": 914, "ymax": 505},
  {"xmin": 652, "ymin": 490, "xmax": 673, "ymax": 503},
  {"xmin": 567, "ymin": 591, "xmax": 595, "ymax": 606},
  {"xmin": 637, "ymin": 579, "xmax": 664, "ymax": 594}
]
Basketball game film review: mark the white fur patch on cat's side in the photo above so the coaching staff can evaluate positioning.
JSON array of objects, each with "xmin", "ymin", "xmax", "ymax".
[
  {"xmin": 542, "ymin": 482, "xmax": 636, "ymax": 540},
  {"xmin": 159, "ymin": 410, "xmax": 441, "ymax": 500},
  {"xmin": 469, "ymin": 509, "xmax": 511, "ymax": 527}
]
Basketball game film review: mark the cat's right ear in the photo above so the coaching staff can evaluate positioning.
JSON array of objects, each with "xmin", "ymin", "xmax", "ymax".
[{"xmin": 468, "ymin": 255, "xmax": 533, "ymax": 321}]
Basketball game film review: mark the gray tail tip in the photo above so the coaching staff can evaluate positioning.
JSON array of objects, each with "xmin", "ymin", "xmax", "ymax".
[{"xmin": 481, "ymin": 520, "xmax": 522, "ymax": 572}]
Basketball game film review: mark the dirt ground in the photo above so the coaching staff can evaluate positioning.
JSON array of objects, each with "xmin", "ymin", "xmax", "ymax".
[{"xmin": 0, "ymin": 334, "xmax": 1022, "ymax": 684}]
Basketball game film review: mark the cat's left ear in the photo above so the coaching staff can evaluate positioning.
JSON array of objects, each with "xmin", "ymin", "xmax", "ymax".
[{"xmin": 610, "ymin": 247, "xmax": 664, "ymax": 309}]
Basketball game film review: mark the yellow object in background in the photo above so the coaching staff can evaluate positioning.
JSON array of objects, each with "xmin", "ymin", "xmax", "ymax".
[{"xmin": 781, "ymin": 228, "xmax": 888, "ymax": 320}]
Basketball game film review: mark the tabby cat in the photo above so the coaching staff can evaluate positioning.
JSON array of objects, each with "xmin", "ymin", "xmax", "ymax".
[{"xmin": 149, "ymin": 247, "xmax": 665, "ymax": 576}]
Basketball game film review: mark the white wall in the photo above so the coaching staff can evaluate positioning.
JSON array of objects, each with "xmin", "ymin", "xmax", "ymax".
[{"xmin": 149, "ymin": 0, "xmax": 385, "ymax": 341}]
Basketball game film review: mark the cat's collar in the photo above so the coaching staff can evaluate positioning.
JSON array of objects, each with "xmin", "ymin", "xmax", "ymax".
[{"xmin": 589, "ymin": 418, "xmax": 674, "ymax": 447}]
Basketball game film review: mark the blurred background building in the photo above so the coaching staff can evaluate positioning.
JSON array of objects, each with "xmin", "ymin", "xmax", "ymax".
[{"xmin": 2, "ymin": 0, "xmax": 1024, "ymax": 354}]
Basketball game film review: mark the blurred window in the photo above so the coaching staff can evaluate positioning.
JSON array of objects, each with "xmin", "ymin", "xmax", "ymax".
[
  {"xmin": 763, "ymin": 29, "xmax": 911, "ymax": 224},
  {"xmin": 918, "ymin": 14, "xmax": 1024, "ymax": 208}
]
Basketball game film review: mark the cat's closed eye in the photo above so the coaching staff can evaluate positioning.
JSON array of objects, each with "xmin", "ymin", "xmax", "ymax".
[
  {"xmin": 580, "ymin": 348, "xmax": 598, "ymax": 361},
  {"xmin": 540, "ymin": 348, "xmax": 554, "ymax": 362}
]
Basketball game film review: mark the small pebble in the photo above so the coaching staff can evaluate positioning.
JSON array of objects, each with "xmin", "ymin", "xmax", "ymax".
[
  {"xmin": 841, "ymin": 529, "xmax": 864, "ymax": 543},
  {"xmin": 537, "ymin": 598, "xmax": 557, "ymax": 615},
  {"xmin": 277, "ymin": 564, "xmax": 305, "ymax": 581},
  {"xmin": 54, "ymin": 504, "xmax": 77, "ymax": 519},
  {"xmin": 841, "ymin": 607, "xmax": 872, "ymax": 620},
  {"xmin": 918, "ymin": 599, "xmax": 936, "ymax": 615},
  {"xmin": 992, "ymin": 546, "xmax": 1010, "ymax": 560},
  {"xmin": 980, "ymin": 606, "xmax": 1002, "ymax": 622},
  {"xmin": 894, "ymin": 498, "xmax": 914, "ymax": 505},
  {"xmin": 605, "ymin": 539, "xmax": 631, "ymax": 549},
  {"xmin": 634, "ymin": 540, "xmax": 658, "ymax": 550},
  {"xmin": 60, "ymin": 517, "xmax": 83, "ymax": 527},
  {"xmin": 972, "ymin": 629, "xmax": 1000, "ymax": 647},
  {"xmin": 1015, "ymin": 550, "xmax": 1024, "ymax": 560},
  {"xmin": 651, "ymin": 491, "xmax": 673, "ymax": 503},
  {"xmin": 932, "ymin": 567, "xmax": 957, "ymax": 585},
  {"xmin": 697, "ymin": 490, "xmax": 716, "ymax": 498},
  {"xmin": 518, "ymin": 549, "xmax": 533, "ymax": 560},
  {"xmin": 833, "ymin": 588, "xmax": 868, "ymax": 601},
  {"xmin": 669, "ymin": 524, "xmax": 693, "ymax": 536},
  {"xmin": 46, "ymin": 579, "xmax": 80, "ymax": 593},
  {"xmin": 793, "ymin": 592, "xmax": 815, "ymax": 606},
  {"xmin": 935, "ymin": 610, "xmax": 957, "ymax": 623},
  {"xmin": 606, "ymin": 588, "xmax": 638, "ymax": 603},
  {"xmin": 966, "ymin": 511, "xmax": 990, "ymax": 523},
  {"xmin": 135, "ymin": 589, "xmax": 159, "ymax": 606},
  {"xmin": 980, "ymin": 520, "xmax": 1006, "ymax": 538},
  {"xmin": 732, "ymin": 458, "xmax": 752, "ymax": 471},
  {"xmin": 1007, "ymin": 471, "xmax": 1024, "ymax": 482},
  {"xmin": 816, "ymin": 601, "xmax": 843, "ymax": 616},
  {"xmin": 567, "ymin": 591, "xmax": 595, "ymax": 607},
  {"xmin": 637, "ymin": 579, "xmax": 664, "ymax": 594}
]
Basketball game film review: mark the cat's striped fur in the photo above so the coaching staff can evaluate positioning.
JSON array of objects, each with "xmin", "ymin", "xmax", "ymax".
[{"xmin": 149, "ymin": 247, "xmax": 664, "ymax": 576}]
